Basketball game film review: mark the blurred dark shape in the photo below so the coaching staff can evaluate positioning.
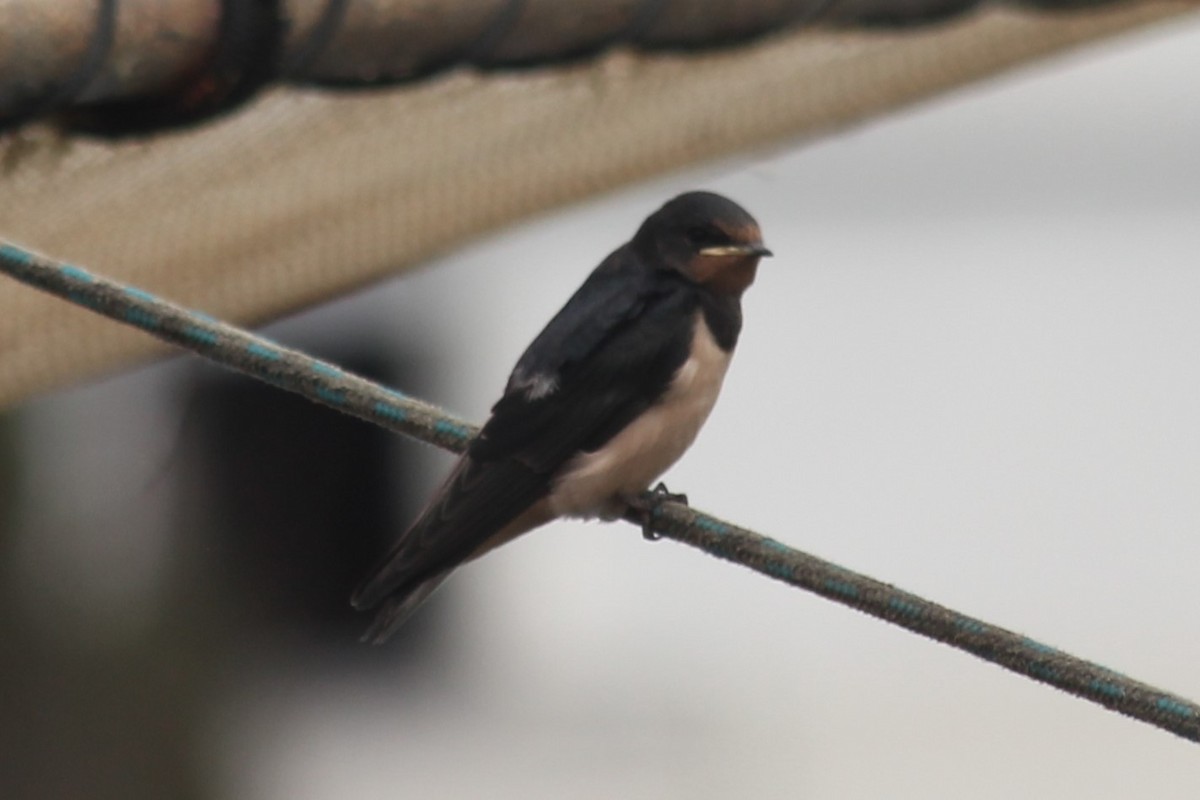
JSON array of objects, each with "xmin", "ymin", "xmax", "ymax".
[
  {"xmin": 824, "ymin": 0, "xmax": 983, "ymax": 27},
  {"xmin": 0, "ymin": 334, "xmax": 450, "ymax": 800},
  {"xmin": 183, "ymin": 341, "xmax": 446, "ymax": 656},
  {"xmin": 1017, "ymin": 0, "xmax": 1126, "ymax": 9}
]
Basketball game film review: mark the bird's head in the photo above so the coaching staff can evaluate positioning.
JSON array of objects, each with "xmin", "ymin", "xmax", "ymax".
[{"xmin": 633, "ymin": 191, "xmax": 771, "ymax": 297}]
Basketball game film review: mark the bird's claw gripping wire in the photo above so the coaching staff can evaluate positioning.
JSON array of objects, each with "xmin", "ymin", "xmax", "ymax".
[{"xmin": 627, "ymin": 482, "xmax": 689, "ymax": 541}]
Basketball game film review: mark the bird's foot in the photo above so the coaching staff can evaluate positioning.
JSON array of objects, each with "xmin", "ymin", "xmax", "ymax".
[{"xmin": 626, "ymin": 482, "xmax": 689, "ymax": 541}]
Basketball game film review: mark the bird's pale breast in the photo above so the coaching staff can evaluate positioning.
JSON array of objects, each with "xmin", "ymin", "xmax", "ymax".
[{"xmin": 547, "ymin": 311, "xmax": 731, "ymax": 519}]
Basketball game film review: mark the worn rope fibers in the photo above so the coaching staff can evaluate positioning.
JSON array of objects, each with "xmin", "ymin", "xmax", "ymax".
[{"xmin": 2, "ymin": 239, "xmax": 1197, "ymax": 744}]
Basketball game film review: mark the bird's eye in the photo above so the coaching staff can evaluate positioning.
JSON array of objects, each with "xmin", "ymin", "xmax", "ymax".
[{"xmin": 686, "ymin": 225, "xmax": 714, "ymax": 245}]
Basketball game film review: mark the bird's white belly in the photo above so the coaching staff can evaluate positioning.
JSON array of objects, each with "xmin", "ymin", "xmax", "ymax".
[{"xmin": 548, "ymin": 313, "xmax": 731, "ymax": 519}]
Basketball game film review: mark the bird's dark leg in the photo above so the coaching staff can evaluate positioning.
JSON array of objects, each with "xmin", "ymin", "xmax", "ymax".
[{"xmin": 625, "ymin": 482, "xmax": 689, "ymax": 541}]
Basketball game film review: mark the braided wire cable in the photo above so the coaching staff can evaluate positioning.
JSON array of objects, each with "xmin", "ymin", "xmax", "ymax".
[{"xmin": 1, "ymin": 239, "xmax": 1197, "ymax": 744}]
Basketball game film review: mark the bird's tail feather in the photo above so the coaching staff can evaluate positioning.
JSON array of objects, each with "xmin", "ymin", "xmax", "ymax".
[
  {"xmin": 359, "ymin": 569, "xmax": 452, "ymax": 644},
  {"xmin": 350, "ymin": 455, "xmax": 552, "ymax": 642},
  {"xmin": 350, "ymin": 457, "xmax": 476, "ymax": 611}
]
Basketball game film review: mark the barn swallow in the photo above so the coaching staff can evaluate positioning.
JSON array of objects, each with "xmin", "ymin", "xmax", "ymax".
[{"xmin": 351, "ymin": 191, "xmax": 770, "ymax": 642}]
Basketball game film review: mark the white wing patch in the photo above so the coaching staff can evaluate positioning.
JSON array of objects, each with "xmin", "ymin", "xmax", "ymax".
[
  {"xmin": 511, "ymin": 368, "xmax": 560, "ymax": 400},
  {"xmin": 523, "ymin": 372, "xmax": 559, "ymax": 400}
]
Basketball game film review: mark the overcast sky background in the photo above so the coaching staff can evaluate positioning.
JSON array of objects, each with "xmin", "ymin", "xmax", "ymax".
[
  {"xmin": 223, "ymin": 15, "xmax": 1200, "ymax": 798},
  {"xmin": 11, "ymin": 12, "xmax": 1200, "ymax": 800}
]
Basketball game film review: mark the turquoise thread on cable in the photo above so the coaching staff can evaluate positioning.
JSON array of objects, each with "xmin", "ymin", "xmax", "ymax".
[
  {"xmin": 183, "ymin": 326, "xmax": 219, "ymax": 346},
  {"xmin": 247, "ymin": 342, "xmax": 282, "ymax": 360},
  {"xmin": 1158, "ymin": 697, "xmax": 1195, "ymax": 718},
  {"xmin": 1023, "ymin": 638, "xmax": 1058, "ymax": 655},
  {"xmin": 824, "ymin": 578, "xmax": 860, "ymax": 599},
  {"xmin": 125, "ymin": 306, "xmax": 159, "ymax": 329},
  {"xmin": 374, "ymin": 401, "xmax": 409, "ymax": 422},
  {"xmin": 312, "ymin": 363, "xmax": 343, "ymax": 378},
  {"xmin": 434, "ymin": 419, "xmax": 471, "ymax": 439},
  {"xmin": 61, "ymin": 264, "xmax": 94, "ymax": 283},
  {"xmin": 763, "ymin": 562, "xmax": 794, "ymax": 580},
  {"xmin": 317, "ymin": 387, "xmax": 347, "ymax": 404},
  {"xmin": 1090, "ymin": 680, "xmax": 1127, "ymax": 700},
  {"xmin": 695, "ymin": 516, "xmax": 730, "ymax": 535},
  {"xmin": 123, "ymin": 287, "xmax": 159, "ymax": 304},
  {"xmin": 67, "ymin": 291, "xmax": 100, "ymax": 309},
  {"xmin": 888, "ymin": 597, "xmax": 923, "ymax": 618},
  {"xmin": 0, "ymin": 243, "xmax": 32, "ymax": 264},
  {"xmin": 309, "ymin": 363, "xmax": 347, "ymax": 403},
  {"xmin": 1030, "ymin": 663, "xmax": 1061, "ymax": 681},
  {"xmin": 955, "ymin": 618, "xmax": 988, "ymax": 635}
]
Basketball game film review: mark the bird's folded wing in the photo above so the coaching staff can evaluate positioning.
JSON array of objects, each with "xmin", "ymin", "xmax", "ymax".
[{"xmin": 353, "ymin": 277, "xmax": 702, "ymax": 608}]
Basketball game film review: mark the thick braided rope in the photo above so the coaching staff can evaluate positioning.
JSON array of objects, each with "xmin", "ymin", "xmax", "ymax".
[{"xmin": 2, "ymin": 239, "xmax": 1197, "ymax": 744}]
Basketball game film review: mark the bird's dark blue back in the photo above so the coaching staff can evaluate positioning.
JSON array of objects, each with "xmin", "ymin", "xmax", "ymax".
[{"xmin": 472, "ymin": 248, "xmax": 705, "ymax": 472}]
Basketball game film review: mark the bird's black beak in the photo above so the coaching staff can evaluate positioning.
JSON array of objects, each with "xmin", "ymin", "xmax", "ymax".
[{"xmin": 699, "ymin": 242, "xmax": 772, "ymax": 258}]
